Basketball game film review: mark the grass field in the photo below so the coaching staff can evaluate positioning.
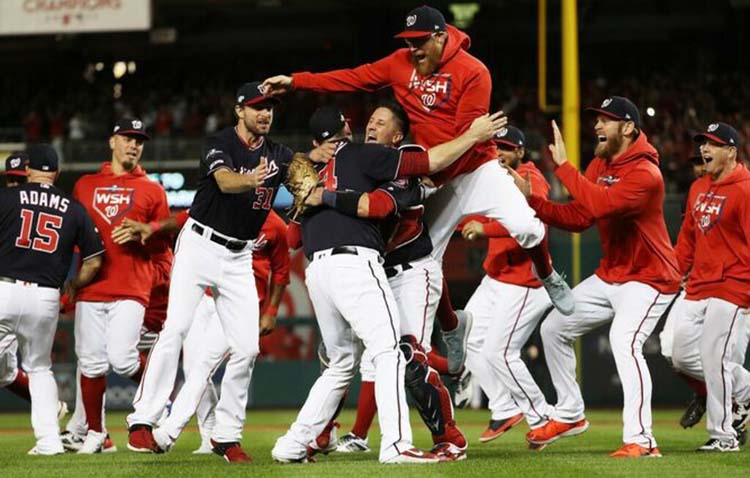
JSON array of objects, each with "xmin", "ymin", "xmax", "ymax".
[{"xmin": 1, "ymin": 408, "xmax": 749, "ymax": 477}]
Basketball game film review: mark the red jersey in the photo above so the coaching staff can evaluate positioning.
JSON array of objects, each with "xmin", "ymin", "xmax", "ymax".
[
  {"xmin": 253, "ymin": 210, "xmax": 290, "ymax": 306},
  {"xmin": 292, "ymin": 24, "xmax": 495, "ymax": 185},
  {"xmin": 528, "ymin": 133, "xmax": 680, "ymax": 294},
  {"xmin": 143, "ymin": 248, "xmax": 173, "ymax": 333},
  {"xmin": 675, "ymin": 164, "xmax": 750, "ymax": 307},
  {"xmin": 462, "ymin": 162, "xmax": 550, "ymax": 287},
  {"xmin": 73, "ymin": 163, "xmax": 170, "ymax": 306}
]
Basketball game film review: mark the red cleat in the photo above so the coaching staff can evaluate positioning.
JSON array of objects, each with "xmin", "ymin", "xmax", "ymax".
[
  {"xmin": 526, "ymin": 418, "xmax": 589, "ymax": 446},
  {"xmin": 479, "ymin": 413, "xmax": 524, "ymax": 443},
  {"xmin": 610, "ymin": 443, "xmax": 662, "ymax": 458},
  {"xmin": 127, "ymin": 425, "xmax": 162, "ymax": 453},
  {"xmin": 211, "ymin": 439, "xmax": 253, "ymax": 463}
]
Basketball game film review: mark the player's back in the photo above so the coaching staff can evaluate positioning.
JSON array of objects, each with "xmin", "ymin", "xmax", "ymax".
[{"xmin": 0, "ymin": 182, "xmax": 102, "ymax": 288}]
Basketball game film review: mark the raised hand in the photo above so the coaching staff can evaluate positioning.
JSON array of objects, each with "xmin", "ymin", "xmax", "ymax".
[
  {"xmin": 248, "ymin": 157, "xmax": 269, "ymax": 188},
  {"xmin": 308, "ymin": 142, "xmax": 337, "ymax": 163},
  {"xmin": 503, "ymin": 163, "xmax": 532, "ymax": 199},
  {"xmin": 548, "ymin": 120, "xmax": 568, "ymax": 166},
  {"xmin": 468, "ymin": 111, "xmax": 508, "ymax": 143}
]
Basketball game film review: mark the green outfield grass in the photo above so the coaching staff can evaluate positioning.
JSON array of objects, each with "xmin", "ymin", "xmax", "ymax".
[{"xmin": 0, "ymin": 409, "xmax": 748, "ymax": 477}]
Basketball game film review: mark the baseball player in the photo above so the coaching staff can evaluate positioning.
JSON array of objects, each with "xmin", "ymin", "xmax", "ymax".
[
  {"xmin": 0, "ymin": 145, "xmax": 104, "ymax": 455},
  {"xmin": 262, "ymin": 5, "xmax": 575, "ymax": 372},
  {"xmin": 303, "ymin": 102, "xmax": 468, "ymax": 460},
  {"xmin": 71, "ymin": 118, "xmax": 171, "ymax": 454},
  {"xmin": 270, "ymin": 104, "xmax": 504, "ymax": 464},
  {"xmin": 671, "ymin": 122, "xmax": 750, "ymax": 452},
  {"xmin": 508, "ymin": 97, "xmax": 680, "ymax": 457},
  {"xmin": 115, "ymin": 208, "xmax": 290, "ymax": 454},
  {"xmin": 460, "ymin": 125, "xmax": 555, "ymax": 444},
  {"xmin": 126, "ymin": 82, "xmax": 328, "ymax": 463}
]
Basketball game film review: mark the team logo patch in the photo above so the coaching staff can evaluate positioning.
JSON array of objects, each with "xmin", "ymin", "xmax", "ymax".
[
  {"xmin": 708, "ymin": 123, "xmax": 719, "ymax": 132},
  {"xmin": 693, "ymin": 192, "xmax": 727, "ymax": 233},
  {"xmin": 406, "ymin": 14, "xmax": 417, "ymax": 26},
  {"xmin": 407, "ymin": 70, "xmax": 453, "ymax": 112},
  {"xmin": 597, "ymin": 174, "xmax": 620, "ymax": 186},
  {"xmin": 131, "ymin": 120, "xmax": 143, "ymax": 129},
  {"xmin": 10, "ymin": 157, "xmax": 21, "ymax": 168},
  {"xmin": 497, "ymin": 127, "xmax": 508, "ymax": 137},
  {"xmin": 601, "ymin": 98, "xmax": 613, "ymax": 108},
  {"xmin": 92, "ymin": 186, "xmax": 136, "ymax": 225}
]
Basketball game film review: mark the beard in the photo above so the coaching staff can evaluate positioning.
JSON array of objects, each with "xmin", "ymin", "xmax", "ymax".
[
  {"xmin": 412, "ymin": 49, "xmax": 441, "ymax": 76},
  {"xmin": 120, "ymin": 157, "xmax": 137, "ymax": 171},
  {"xmin": 595, "ymin": 133, "xmax": 624, "ymax": 159}
]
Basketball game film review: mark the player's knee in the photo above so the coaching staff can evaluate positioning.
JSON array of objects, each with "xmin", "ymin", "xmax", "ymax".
[
  {"xmin": 0, "ymin": 367, "xmax": 18, "ymax": 387},
  {"xmin": 540, "ymin": 313, "xmax": 564, "ymax": 342},
  {"xmin": 78, "ymin": 359, "xmax": 108, "ymax": 377},
  {"xmin": 109, "ymin": 350, "xmax": 140, "ymax": 377}
]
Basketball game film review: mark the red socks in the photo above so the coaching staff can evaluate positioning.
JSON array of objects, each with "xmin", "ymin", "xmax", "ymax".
[
  {"xmin": 678, "ymin": 372, "xmax": 707, "ymax": 397},
  {"xmin": 130, "ymin": 351, "xmax": 148, "ymax": 383},
  {"xmin": 81, "ymin": 375, "xmax": 106, "ymax": 432},
  {"xmin": 427, "ymin": 350, "xmax": 451, "ymax": 375},
  {"xmin": 5, "ymin": 369, "xmax": 31, "ymax": 402},
  {"xmin": 436, "ymin": 278, "xmax": 458, "ymax": 332},
  {"xmin": 527, "ymin": 232, "xmax": 553, "ymax": 279},
  {"xmin": 351, "ymin": 381, "xmax": 377, "ymax": 439}
]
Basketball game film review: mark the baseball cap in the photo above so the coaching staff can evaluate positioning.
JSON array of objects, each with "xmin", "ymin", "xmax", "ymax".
[
  {"xmin": 2, "ymin": 152, "xmax": 29, "ymax": 177},
  {"xmin": 494, "ymin": 125, "xmax": 526, "ymax": 148},
  {"xmin": 236, "ymin": 81, "xmax": 280, "ymax": 108},
  {"xmin": 113, "ymin": 118, "xmax": 150, "ymax": 140},
  {"xmin": 309, "ymin": 105, "xmax": 347, "ymax": 142},
  {"xmin": 26, "ymin": 144, "xmax": 59, "ymax": 172},
  {"xmin": 693, "ymin": 122, "xmax": 739, "ymax": 147},
  {"xmin": 586, "ymin": 96, "xmax": 641, "ymax": 129},
  {"xmin": 394, "ymin": 5, "xmax": 447, "ymax": 39}
]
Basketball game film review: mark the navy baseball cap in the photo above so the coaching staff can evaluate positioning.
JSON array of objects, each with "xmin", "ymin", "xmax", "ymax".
[
  {"xmin": 3, "ymin": 152, "xmax": 29, "ymax": 177},
  {"xmin": 113, "ymin": 118, "xmax": 150, "ymax": 140},
  {"xmin": 693, "ymin": 122, "xmax": 739, "ymax": 147},
  {"xmin": 236, "ymin": 81, "xmax": 280, "ymax": 108},
  {"xmin": 310, "ymin": 105, "xmax": 347, "ymax": 142},
  {"xmin": 26, "ymin": 144, "xmax": 59, "ymax": 172},
  {"xmin": 494, "ymin": 125, "xmax": 526, "ymax": 148},
  {"xmin": 394, "ymin": 5, "xmax": 447, "ymax": 39},
  {"xmin": 586, "ymin": 96, "xmax": 641, "ymax": 129}
]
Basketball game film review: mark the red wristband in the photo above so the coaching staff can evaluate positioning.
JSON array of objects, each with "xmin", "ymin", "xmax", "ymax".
[{"xmin": 263, "ymin": 304, "xmax": 278, "ymax": 317}]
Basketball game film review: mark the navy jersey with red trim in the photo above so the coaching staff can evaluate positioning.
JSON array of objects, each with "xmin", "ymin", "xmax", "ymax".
[
  {"xmin": 302, "ymin": 140, "xmax": 404, "ymax": 255},
  {"xmin": 189, "ymin": 126, "xmax": 294, "ymax": 240},
  {"xmin": 0, "ymin": 183, "xmax": 104, "ymax": 288},
  {"xmin": 379, "ymin": 178, "xmax": 433, "ymax": 267}
]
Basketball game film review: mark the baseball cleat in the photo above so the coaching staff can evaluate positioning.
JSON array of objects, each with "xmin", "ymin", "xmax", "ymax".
[
  {"xmin": 696, "ymin": 438, "xmax": 740, "ymax": 452},
  {"xmin": 430, "ymin": 442, "xmax": 467, "ymax": 461},
  {"xmin": 57, "ymin": 401, "xmax": 69, "ymax": 422},
  {"xmin": 77, "ymin": 430, "xmax": 107, "ymax": 454},
  {"xmin": 127, "ymin": 425, "xmax": 163, "ymax": 453},
  {"xmin": 442, "ymin": 310, "xmax": 473, "ymax": 375},
  {"xmin": 453, "ymin": 367, "xmax": 474, "ymax": 409},
  {"xmin": 61, "ymin": 430, "xmax": 85, "ymax": 452},
  {"xmin": 528, "ymin": 442, "xmax": 547, "ymax": 451},
  {"xmin": 732, "ymin": 401, "xmax": 750, "ymax": 446},
  {"xmin": 307, "ymin": 421, "xmax": 339, "ymax": 458},
  {"xmin": 335, "ymin": 432, "xmax": 370, "ymax": 453},
  {"xmin": 535, "ymin": 267, "xmax": 575, "ymax": 316},
  {"xmin": 152, "ymin": 428, "xmax": 175, "ymax": 453},
  {"xmin": 680, "ymin": 394, "xmax": 706, "ymax": 428},
  {"xmin": 381, "ymin": 447, "xmax": 440, "ymax": 464},
  {"xmin": 211, "ymin": 439, "xmax": 252, "ymax": 463},
  {"xmin": 526, "ymin": 418, "xmax": 589, "ymax": 446},
  {"xmin": 610, "ymin": 443, "xmax": 662, "ymax": 458},
  {"xmin": 27, "ymin": 445, "xmax": 64, "ymax": 456},
  {"xmin": 102, "ymin": 434, "xmax": 117, "ymax": 453},
  {"xmin": 193, "ymin": 440, "xmax": 214, "ymax": 454},
  {"xmin": 479, "ymin": 413, "xmax": 525, "ymax": 443}
]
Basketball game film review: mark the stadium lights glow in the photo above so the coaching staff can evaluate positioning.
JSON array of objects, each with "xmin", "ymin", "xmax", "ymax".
[
  {"xmin": 646, "ymin": 107, "xmax": 655, "ymax": 117},
  {"xmin": 95, "ymin": 62, "xmax": 104, "ymax": 71},
  {"xmin": 128, "ymin": 61, "xmax": 137, "ymax": 74},
  {"xmin": 113, "ymin": 61, "xmax": 127, "ymax": 79}
]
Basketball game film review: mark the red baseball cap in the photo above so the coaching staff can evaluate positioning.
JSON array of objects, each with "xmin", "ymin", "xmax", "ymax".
[{"xmin": 2, "ymin": 152, "xmax": 28, "ymax": 177}]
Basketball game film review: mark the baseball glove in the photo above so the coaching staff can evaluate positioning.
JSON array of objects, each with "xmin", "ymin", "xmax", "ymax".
[{"xmin": 286, "ymin": 153, "xmax": 321, "ymax": 220}]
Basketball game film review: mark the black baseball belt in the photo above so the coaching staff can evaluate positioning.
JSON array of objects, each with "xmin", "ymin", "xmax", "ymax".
[
  {"xmin": 306, "ymin": 246, "xmax": 359, "ymax": 262},
  {"xmin": 191, "ymin": 223, "xmax": 248, "ymax": 252},
  {"xmin": 384, "ymin": 262, "xmax": 413, "ymax": 279},
  {"xmin": 0, "ymin": 276, "xmax": 57, "ymax": 289}
]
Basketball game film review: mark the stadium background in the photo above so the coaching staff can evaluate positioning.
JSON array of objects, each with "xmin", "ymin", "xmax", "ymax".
[{"xmin": 0, "ymin": 0, "xmax": 748, "ymax": 412}]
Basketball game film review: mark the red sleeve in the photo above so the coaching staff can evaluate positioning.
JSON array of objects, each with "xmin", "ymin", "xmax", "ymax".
[
  {"xmin": 482, "ymin": 220, "xmax": 510, "ymax": 238},
  {"xmin": 365, "ymin": 190, "xmax": 398, "ymax": 219},
  {"xmin": 454, "ymin": 68, "xmax": 491, "ymax": 135},
  {"xmin": 150, "ymin": 249, "xmax": 173, "ymax": 286},
  {"xmin": 528, "ymin": 194, "xmax": 595, "ymax": 233},
  {"xmin": 144, "ymin": 187, "xmax": 171, "ymax": 254},
  {"xmin": 674, "ymin": 191, "xmax": 696, "ymax": 276},
  {"xmin": 267, "ymin": 214, "xmax": 290, "ymax": 286},
  {"xmin": 554, "ymin": 161, "xmax": 659, "ymax": 219},
  {"xmin": 395, "ymin": 151, "xmax": 430, "ymax": 178},
  {"xmin": 292, "ymin": 54, "xmax": 394, "ymax": 93},
  {"xmin": 286, "ymin": 221, "xmax": 302, "ymax": 250},
  {"xmin": 175, "ymin": 210, "xmax": 189, "ymax": 229}
]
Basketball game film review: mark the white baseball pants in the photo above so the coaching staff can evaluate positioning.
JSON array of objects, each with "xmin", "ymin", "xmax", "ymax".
[
  {"xmin": 466, "ymin": 276, "xmax": 552, "ymax": 428},
  {"xmin": 0, "ymin": 282, "xmax": 63, "ymax": 454},
  {"xmin": 672, "ymin": 298, "xmax": 750, "ymax": 440},
  {"xmin": 425, "ymin": 160, "xmax": 545, "ymax": 262},
  {"xmin": 0, "ymin": 334, "xmax": 19, "ymax": 386},
  {"xmin": 128, "ymin": 218, "xmax": 259, "ymax": 443},
  {"xmin": 541, "ymin": 274, "xmax": 674, "ymax": 447}
]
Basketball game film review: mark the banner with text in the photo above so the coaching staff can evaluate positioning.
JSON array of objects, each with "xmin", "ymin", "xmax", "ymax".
[{"xmin": 0, "ymin": 1, "xmax": 151, "ymax": 35}]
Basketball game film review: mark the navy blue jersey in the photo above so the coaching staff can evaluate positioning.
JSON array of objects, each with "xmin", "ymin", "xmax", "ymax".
[
  {"xmin": 0, "ymin": 183, "xmax": 104, "ymax": 288},
  {"xmin": 189, "ymin": 126, "xmax": 294, "ymax": 240},
  {"xmin": 378, "ymin": 178, "xmax": 433, "ymax": 267},
  {"xmin": 302, "ymin": 140, "xmax": 404, "ymax": 255}
]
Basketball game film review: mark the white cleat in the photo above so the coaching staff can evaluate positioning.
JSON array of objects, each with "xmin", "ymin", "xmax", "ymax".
[
  {"xmin": 535, "ymin": 266, "xmax": 575, "ymax": 316},
  {"xmin": 192, "ymin": 440, "xmax": 214, "ymax": 455},
  {"xmin": 27, "ymin": 446, "xmax": 64, "ymax": 456},
  {"xmin": 453, "ymin": 367, "xmax": 474, "ymax": 409},
  {"xmin": 442, "ymin": 310, "xmax": 473, "ymax": 375},
  {"xmin": 381, "ymin": 447, "xmax": 440, "ymax": 464},
  {"xmin": 61, "ymin": 430, "xmax": 85, "ymax": 452},
  {"xmin": 696, "ymin": 438, "xmax": 739, "ymax": 452},
  {"xmin": 77, "ymin": 430, "xmax": 106, "ymax": 454},
  {"xmin": 152, "ymin": 427, "xmax": 175, "ymax": 453},
  {"xmin": 335, "ymin": 433, "xmax": 370, "ymax": 453}
]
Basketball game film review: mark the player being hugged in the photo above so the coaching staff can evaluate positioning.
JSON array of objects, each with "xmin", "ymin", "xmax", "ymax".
[{"xmin": 0, "ymin": 145, "xmax": 104, "ymax": 455}]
